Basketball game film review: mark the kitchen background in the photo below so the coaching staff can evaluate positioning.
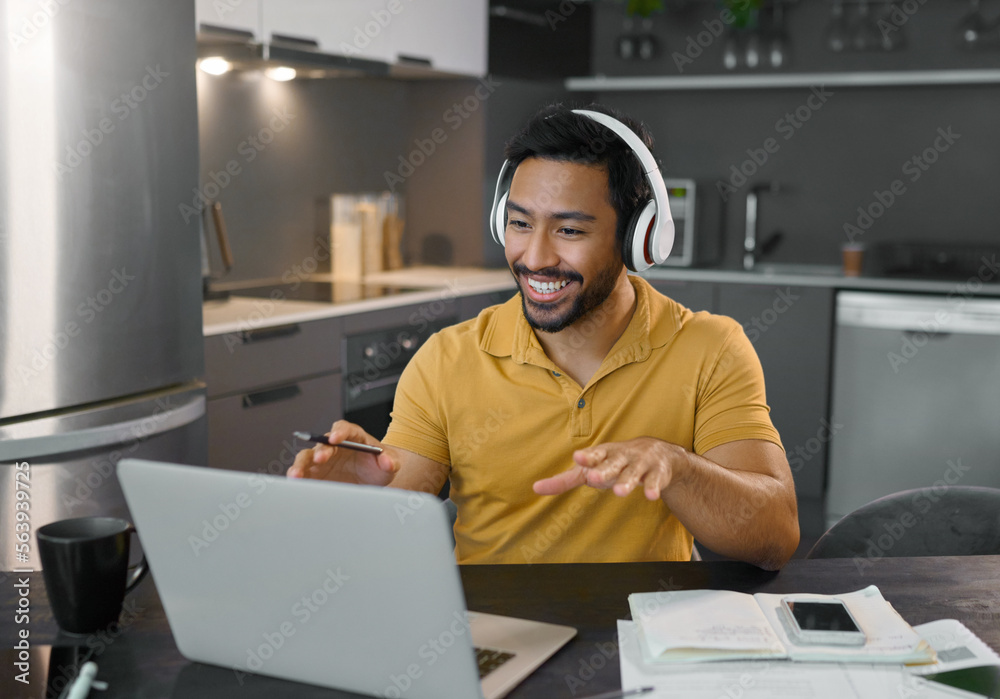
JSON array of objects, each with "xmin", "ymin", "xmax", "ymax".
[
  {"xmin": 199, "ymin": 0, "xmax": 1000, "ymax": 279},
  {"xmin": 191, "ymin": 0, "xmax": 1000, "ymax": 555},
  {"xmin": 4, "ymin": 0, "xmax": 999, "ymax": 568}
]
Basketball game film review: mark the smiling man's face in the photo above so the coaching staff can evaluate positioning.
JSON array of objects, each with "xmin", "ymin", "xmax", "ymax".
[{"xmin": 503, "ymin": 157, "xmax": 626, "ymax": 334}]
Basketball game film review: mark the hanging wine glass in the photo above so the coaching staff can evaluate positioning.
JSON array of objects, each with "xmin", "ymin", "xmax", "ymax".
[
  {"xmin": 852, "ymin": 0, "xmax": 882, "ymax": 51},
  {"xmin": 955, "ymin": 0, "xmax": 990, "ymax": 49},
  {"xmin": 825, "ymin": 0, "xmax": 851, "ymax": 52}
]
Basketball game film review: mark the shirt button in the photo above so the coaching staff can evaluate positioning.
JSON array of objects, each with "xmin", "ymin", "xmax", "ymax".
[
  {"xmin": 577, "ymin": 399, "xmax": 586, "ymax": 408},
  {"xmin": 553, "ymin": 371, "xmax": 561, "ymax": 377}
]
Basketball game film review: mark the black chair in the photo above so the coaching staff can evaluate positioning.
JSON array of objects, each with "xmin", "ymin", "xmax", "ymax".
[{"xmin": 807, "ymin": 485, "xmax": 1000, "ymax": 559}]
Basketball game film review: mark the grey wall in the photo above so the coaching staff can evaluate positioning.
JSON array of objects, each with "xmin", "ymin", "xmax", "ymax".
[
  {"xmin": 197, "ymin": 72, "xmax": 490, "ymax": 283},
  {"xmin": 587, "ymin": 0, "xmax": 1000, "ymax": 268}
]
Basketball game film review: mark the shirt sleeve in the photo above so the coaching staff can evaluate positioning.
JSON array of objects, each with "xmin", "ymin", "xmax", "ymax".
[
  {"xmin": 692, "ymin": 323, "xmax": 784, "ymax": 455},
  {"xmin": 381, "ymin": 334, "xmax": 453, "ymax": 467}
]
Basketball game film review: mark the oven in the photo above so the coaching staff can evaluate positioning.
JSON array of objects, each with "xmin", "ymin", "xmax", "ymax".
[{"xmin": 341, "ymin": 315, "xmax": 458, "ymax": 443}]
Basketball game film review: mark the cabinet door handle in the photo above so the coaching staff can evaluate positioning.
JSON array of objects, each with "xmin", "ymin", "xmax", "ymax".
[
  {"xmin": 270, "ymin": 33, "xmax": 320, "ymax": 49},
  {"xmin": 397, "ymin": 54, "xmax": 433, "ymax": 67},
  {"xmin": 242, "ymin": 384, "xmax": 302, "ymax": 408},
  {"xmin": 240, "ymin": 323, "xmax": 302, "ymax": 344},
  {"xmin": 902, "ymin": 329, "xmax": 952, "ymax": 340},
  {"xmin": 347, "ymin": 373, "xmax": 403, "ymax": 400}
]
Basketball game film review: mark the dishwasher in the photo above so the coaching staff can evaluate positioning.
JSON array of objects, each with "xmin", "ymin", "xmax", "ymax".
[{"xmin": 825, "ymin": 291, "xmax": 1000, "ymax": 528}]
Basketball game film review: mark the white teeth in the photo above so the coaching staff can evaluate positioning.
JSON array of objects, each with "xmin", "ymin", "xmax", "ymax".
[{"xmin": 527, "ymin": 278, "xmax": 568, "ymax": 294}]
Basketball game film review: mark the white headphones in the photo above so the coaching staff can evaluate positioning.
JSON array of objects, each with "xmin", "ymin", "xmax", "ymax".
[{"xmin": 489, "ymin": 109, "xmax": 674, "ymax": 273}]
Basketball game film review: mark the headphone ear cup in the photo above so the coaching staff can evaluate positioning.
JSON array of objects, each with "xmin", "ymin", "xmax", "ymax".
[
  {"xmin": 493, "ymin": 191, "xmax": 508, "ymax": 247},
  {"xmin": 625, "ymin": 200, "xmax": 657, "ymax": 272}
]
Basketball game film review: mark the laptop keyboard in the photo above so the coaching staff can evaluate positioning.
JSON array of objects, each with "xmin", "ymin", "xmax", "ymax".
[{"xmin": 475, "ymin": 647, "xmax": 516, "ymax": 678}]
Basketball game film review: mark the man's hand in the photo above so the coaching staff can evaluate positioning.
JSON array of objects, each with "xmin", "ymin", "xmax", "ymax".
[
  {"xmin": 535, "ymin": 437, "xmax": 799, "ymax": 570},
  {"xmin": 533, "ymin": 437, "xmax": 681, "ymax": 499},
  {"xmin": 287, "ymin": 420, "xmax": 397, "ymax": 486}
]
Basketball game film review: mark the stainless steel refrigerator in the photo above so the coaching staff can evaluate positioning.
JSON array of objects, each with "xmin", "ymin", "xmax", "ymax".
[{"xmin": 0, "ymin": 0, "xmax": 207, "ymax": 569}]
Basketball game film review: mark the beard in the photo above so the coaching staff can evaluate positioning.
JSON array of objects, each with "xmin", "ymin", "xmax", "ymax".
[{"xmin": 512, "ymin": 259, "xmax": 621, "ymax": 334}]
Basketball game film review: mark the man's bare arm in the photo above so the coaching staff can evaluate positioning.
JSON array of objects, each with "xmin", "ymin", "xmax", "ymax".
[{"xmin": 534, "ymin": 438, "xmax": 799, "ymax": 570}]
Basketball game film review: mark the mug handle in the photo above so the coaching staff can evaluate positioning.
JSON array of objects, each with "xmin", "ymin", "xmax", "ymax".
[{"xmin": 124, "ymin": 524, "xmax": 149, "ymax": 593}]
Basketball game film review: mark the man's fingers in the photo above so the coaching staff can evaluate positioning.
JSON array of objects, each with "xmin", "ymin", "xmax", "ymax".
[
  {"xmin": 533, "ymin": 466, "xmax": 587, "ymax": 495},
  {"xmin": 611, "ymin": 460, "xmax": 647, "ymax": 497}
]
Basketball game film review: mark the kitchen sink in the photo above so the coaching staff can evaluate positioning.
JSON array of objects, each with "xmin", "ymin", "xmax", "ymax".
[{"xmin": 750, "ymin": 263, "xmax": 843, "ymax": 277}]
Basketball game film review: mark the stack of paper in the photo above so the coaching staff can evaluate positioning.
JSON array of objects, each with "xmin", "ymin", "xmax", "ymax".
[
  {"xmin": 620, "ymin": 589, "xmax": 1000, "ymax": 699},
  {"xmin": 627, "ymin": 586, "xmax": 935, "ymax": 665}
]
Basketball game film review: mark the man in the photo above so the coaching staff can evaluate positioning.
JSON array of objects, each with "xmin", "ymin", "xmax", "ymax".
[{"xmin": 289, "ymin": 104, "xmax": 799, "ymax": 570}]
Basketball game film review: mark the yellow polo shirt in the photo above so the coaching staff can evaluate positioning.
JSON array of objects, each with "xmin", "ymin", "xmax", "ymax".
[{"xmin": 383, "ymin": 275, "xmax": 782, "ymax": 564}]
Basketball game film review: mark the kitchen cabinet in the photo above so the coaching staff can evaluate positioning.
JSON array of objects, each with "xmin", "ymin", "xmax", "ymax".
[
  {"xmin": 204, "ymin": 316, "xmax": 343, "ymax": 473},
  {"xmin": 649, "ymin": 278, "xmax": 716, "ymax": 313},
  {"xmin": 260, "ymin": 0, "xmax": 487, "ymax": 76},
  {"xmin": 389, "ymin": 0, "xmax": 487, "ymax": 76},
  {"xmin": 196, "ymin": 0, "xmax": 261, "ymax": 38},
  {"xmin": 261, "ymin": 0, "xmax": 392, "ymax": 62},
  {"xmin": 717, "ymin": 283, "xmax": 835, "ymax": 500},
  {"xmin": 458, "ymin": 288, "xmax": 518, "ymax": 320}
]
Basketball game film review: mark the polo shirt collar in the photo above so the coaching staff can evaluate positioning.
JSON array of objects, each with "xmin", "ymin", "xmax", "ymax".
[{"xmin": 480, "ymin": 276, "xmax": 682, "ymax": 369}]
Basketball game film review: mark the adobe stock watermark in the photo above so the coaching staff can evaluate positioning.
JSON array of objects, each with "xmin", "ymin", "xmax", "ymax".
[
  {"xmin": 337, "ymin": 0, "xmax": 410, "ymax": 58},
  {"xmin": 179, "ymin": 105, "xmax": 296, "ymax": 223},
  {"xmin": 788, "ymin": 419, "xmax": 842, "ymax": 475},
  {"xmin": 877, "ymin": 0, "xmax": 929, "ymax": 43},
  {"xmin": 671, "ymin": 1, "xmax": 750, "ymax": 72},
  {"xmin": 853, "ymin": 458, "xmax": 972, "ymax": 574},
  {"xmin": 520, "ymin": 487, "xmax": 599, "ymax": 563},
  {"xmin": 742, "ymin": 287, "xmax": 800, "ymax": 343},
  {"xmin": 16, "ymin": 267, "xmax": 136, "ymax": 386},
  {"xmin": 716, "ymin": 86, "xmax": 834, "ymax": 202},
  {"xmin": 187, "ymin": 473, "xmax": 273, "ymax": 556},
  {"xmin": 210, "ymin": 0, "xmax": 252, "ymax": 22},
  {"xmin": 233, "ymin": 566, "xmax": 350, "ymax": 685},
  {"xmin": 61, "ymin": 395, "xmax": 192, "ymax": 512},
  {"xmin": 220, "ymin": 235, "xmax": 333, "ymax": 353},
  {"xmin": 384, "ymin": 76, "xmax": 501, "ymax": 191},
  {"xmin": 54, "ymin": 65, "xmax": 168, "ymax": 180},
  {"xmin": 886, "ymin": 254, "xmax": 998, "ymax": 374},
  {"xmin": 7, "ymin": 0, "xmax": 73, "ymax": 50},
  {"xmin": 843, "ymin": 126, "xmax": 961, "ymax": 243},
  {"xmin": 378, "ymin": 611, "xmax": 473, "ymax": 698},
  {"xmin": 564, "ymin": 578, "xmax": 680, "ymax": 694},
  {"xmin": 344, "ymin": 279, "xmax": 464, "ymax": 394}
]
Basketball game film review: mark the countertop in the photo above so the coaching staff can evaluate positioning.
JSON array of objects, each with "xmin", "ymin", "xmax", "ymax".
[
  {"xmin": 202, "ymin": 267, "xmax": 516, "ymax": 337},
  {"xmin": 643, "ymin": 261, "xmax": 1000, "ymax": 295},
  {"xmin": 203, "ymin": 262, "xmax": 1000, "ymax": 337}
]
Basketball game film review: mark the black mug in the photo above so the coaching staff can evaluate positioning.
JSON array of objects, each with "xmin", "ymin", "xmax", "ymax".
[{"xmin": 36, "ymin": 517, "xmax": 148, "ymax": 635}]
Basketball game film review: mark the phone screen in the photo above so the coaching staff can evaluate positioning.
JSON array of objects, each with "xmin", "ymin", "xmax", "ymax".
[{"xmin": 787, "ymin": 601, "xmax": 861, "ymax": 633}]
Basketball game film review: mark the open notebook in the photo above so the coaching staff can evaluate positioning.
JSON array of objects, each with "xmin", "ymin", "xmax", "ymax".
[{"xmin": 628, "ymin": 586, "xmax": 935, "ymax": 665}]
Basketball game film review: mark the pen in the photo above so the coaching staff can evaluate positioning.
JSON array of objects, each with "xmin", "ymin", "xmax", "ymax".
[
  {"xmin": 293, "ymin": 431, "xmax": 384, "ymax": 455},
  {"xmin": 575, "ymin": 687, "xmax": 655, "ymax": 699},
  {"xmin": 65, "ymin": 661, "xmax": 98, "ymax": 699}
]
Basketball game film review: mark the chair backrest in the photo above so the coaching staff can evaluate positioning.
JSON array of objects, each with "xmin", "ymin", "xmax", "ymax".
[{"xmin": 808, "ymin": 485, "xmax": 1000, "ymax": 559}]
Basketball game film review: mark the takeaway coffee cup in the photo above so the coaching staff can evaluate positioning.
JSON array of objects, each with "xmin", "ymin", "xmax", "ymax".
[
  {"xmin": 842, "ymin": 242, "xmax": 866, "ymax": 277},
  {"xmin": 36, "ymin": 517, "xmax": 148, "ymax": 635}
]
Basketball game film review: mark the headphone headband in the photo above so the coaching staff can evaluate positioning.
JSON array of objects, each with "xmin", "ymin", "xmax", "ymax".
[{"xmin": 489, "ymin": 109, "xmax": 674, "ymax": 272}]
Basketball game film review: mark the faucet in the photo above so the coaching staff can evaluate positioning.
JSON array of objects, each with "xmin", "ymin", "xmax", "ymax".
[{"xmin": 744, "ymin": 182, "xmax": 781, "ymax": 270}]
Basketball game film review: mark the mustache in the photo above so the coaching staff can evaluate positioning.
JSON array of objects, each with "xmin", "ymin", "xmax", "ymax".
[{"xmin": 512, "ymin": 263, "xmax": 583, "ymax": 284}]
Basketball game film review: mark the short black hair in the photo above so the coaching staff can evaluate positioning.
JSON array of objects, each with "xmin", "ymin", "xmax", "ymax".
[{"xmin": 503, "ymin": 103, "xmax": 656, "ymax": 252}]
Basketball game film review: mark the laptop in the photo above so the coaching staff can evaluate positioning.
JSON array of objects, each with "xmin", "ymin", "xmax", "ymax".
[{"xmin": 117, "ymin": 459, "xmax": 576, "ymax": 699}]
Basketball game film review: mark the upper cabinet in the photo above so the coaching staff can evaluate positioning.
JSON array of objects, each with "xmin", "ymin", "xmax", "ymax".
[
  {"xmin": 261, "ymin": 0, "xmax": 394, "ymax": 63},
  {"xmin": 196, "ymin": 0, "xmax": 262, "ymax": 38},
  {"xmin": 389, "ymin": 0, "xmax": 487, "ymax": 77},
  {"xmin": 197, "ymin": 0, "xmax": 488, "ymax": 78}
]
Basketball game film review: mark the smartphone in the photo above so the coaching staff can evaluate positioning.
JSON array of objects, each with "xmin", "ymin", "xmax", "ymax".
[{"xmin": 779, "ymin": 596, "xmax": 866, "ymax": 646}]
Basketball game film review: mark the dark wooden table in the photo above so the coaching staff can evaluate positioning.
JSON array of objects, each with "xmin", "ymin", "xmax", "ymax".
[{"xmin": 3, "ymin": 557, "xmax": 999, "ymax": 698}]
